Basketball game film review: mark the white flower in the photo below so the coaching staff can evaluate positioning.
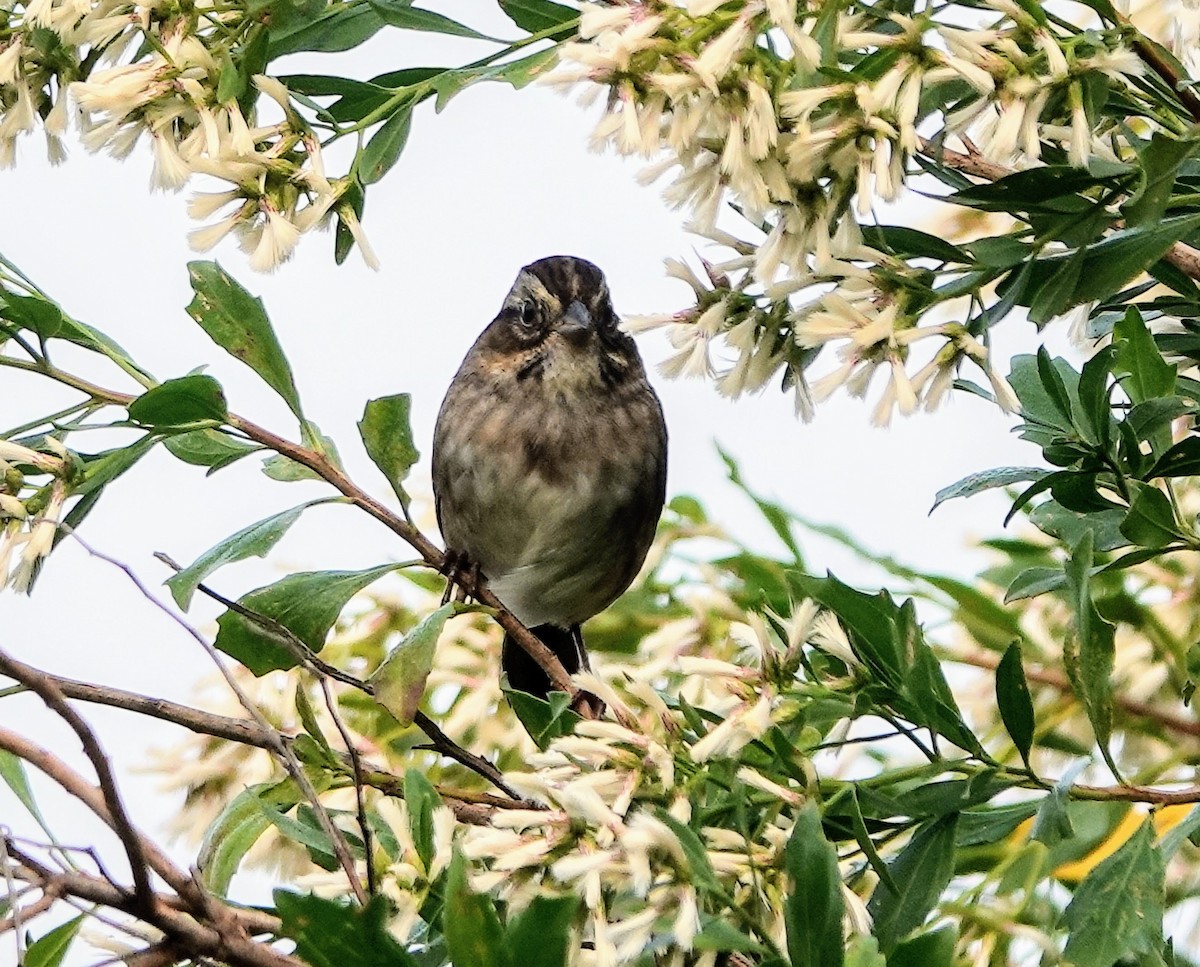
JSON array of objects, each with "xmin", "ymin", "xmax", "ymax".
[
  {"xmin": 691, "ymin": 14, "xmax": 753, "ymax": 92},
  {"xmin": 249, "ymin": 206, "xmax": 301, "ymax": 272},
  {"xmin": 150, "ymin": 132, "xmax": 191, "ymax": 190},
  {"xmin": 690, "ymin": 693, "xmax": 773, "ymax": 761}
]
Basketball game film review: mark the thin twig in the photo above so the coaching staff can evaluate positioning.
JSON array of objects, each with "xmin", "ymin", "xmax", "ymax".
[
  {"xmin": 68, "ymin": 533, "xmax": 368, "ymax": 906},
  {"xmin": 0, "ymin": 724, "xmax": 191, "ymax": 897},
  {"xmin": 917, "ymin": 137, "xmax": 1200, "ymax": 281},
  {"xmin": 316, "ymin": 676, "xmax": 376, "ymax": 896},
  {"xmin": 8, "ymin": 844, "xmax": 298, "ymax": 967},
  {"xmin": 947, "ymin": 646, "xmax": 1200, "ymax": 738},
  {"xmin": 0, "ymin": 650, "xmax": 155, "ymax": 913},
  {"xmin": 161, "ymin": 555, "xmax": 528, "ymax": 801}
]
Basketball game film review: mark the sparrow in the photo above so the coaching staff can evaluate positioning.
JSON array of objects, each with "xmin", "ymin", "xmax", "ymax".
[{"xmin": 432, "ymin": 256, "xmax": 667, "ymax": 704}]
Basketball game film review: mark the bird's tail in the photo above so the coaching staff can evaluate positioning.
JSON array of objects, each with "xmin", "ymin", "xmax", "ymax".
[{"xmin": 501, "ymin": 624, "xmax": 585, "ymax": 700}]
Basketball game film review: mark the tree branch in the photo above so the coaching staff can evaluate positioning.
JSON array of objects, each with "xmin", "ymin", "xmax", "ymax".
[
  {"xmin": 0, "ymin": 355, "xmax": 585, "ymax": 706},
  {"xmin": 0, "ymin": 650, "xmax": 156, "ymax": 912},
  {"xmin": 6, "ymin": 843, "xmax": 300, "ymax": 967},
  {"xmin": 917, "ymin": 137, "xmax": 1200, "ymax": 281}
]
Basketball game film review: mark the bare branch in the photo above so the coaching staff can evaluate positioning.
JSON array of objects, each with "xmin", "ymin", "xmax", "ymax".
[{"xmin": 0, "ymin": 650, "xmax": 155, "ymax": 911}]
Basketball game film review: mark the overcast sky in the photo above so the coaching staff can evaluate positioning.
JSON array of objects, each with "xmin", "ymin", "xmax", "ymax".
[{"xmin": 0, "ymin": 10, "xmax": 1050, "ymax": 958}]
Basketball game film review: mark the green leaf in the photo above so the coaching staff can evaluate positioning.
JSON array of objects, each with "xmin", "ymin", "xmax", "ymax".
[
  {"xmin": 0, "ymin": 748, "xmax": 47, "ymax": 827},
  {"xmin": 507, "ymin": 688, "xmax": 583, "ymax": 750},
  {"xmin": 444, "ymin": 849, "xmax": 511, "ymax": 967},
  {"xmin": 186, "ymin": 261, "xmax": 304, "ymax": 420},
  {"xmin": 25, "ymin": 916, "xmax": 82, "ymax": 967},
  {"xmin": 215, "ymin": 564, "xmax": 399, "ymax": 674},
  {"xmin": 846, "ymin": 935, "xmax": 887, "ymax": 967},
  {"xmin": 1028, "ymin": 245, "xmax": 1086, "ymax": 326},
  {"xmin": 1063, "ymin": 531, "xmax": 1118, "ymax": 776},
  {"xmin": 358, "ymin": 393, "xmax": 419, "ymax": 509},
  {"xmin": 259, "ymin": 801, "xmax": 338, "ymax": 864},
  {"xmin": 1123, "ymin": 132, "xmax": 1200, "ymax": 228},
  {"xmin": 370, "ymin": 602, "xmax": 461, "ymax": 725},
  {"xmin": 867, "ymin": 815, "xmax": 958, "ymax": 954},
  {"xmin": 930, "ymin": 466, "xmax": 1047, "ymax": 512},
  {"xmin": 1064, "ymin": 819, "xmax": 1165, "ymax": 966},
  {"xmin": 1114, "ymin": 307, "xmax": 1176, "ymax": 406},
  {"xmin": 888, "ymin": 925, "xmax": 958, "ymax": 967},
  {"xmin": 860, "ymin": 224, "xmax": 967, "ymax": 263},
  {"xmin": 503, "ymin": 895, "xmax": 580, "ymax": 967},
  {"xmin": 1072, "ymin": 212, "xmax": 1200, "ymax": 305},
  {"xmin": 360, "ymin": 106, "xmax": 413, "ymax": 184},
  {"xmin": 1004, "ymin": 565, "xmax": 1067, "ymax": 602},
  {"xmin": 1147, "ymin": 435, "xmax": 1200, "ymax": 479},
  {"xmin": 127, "ymin": 374, "xmax": 228, "ymax": 426},
  {"xmin": 294, "ymin": 681, "xmax": 334, "ymax": 758},
  {"xmin": 200, "ymin": 780, "xmax": 303, "ymax": 894},
  {"xmin": 164, "ymin": 428, "xmax": 260, "ymax": 472},
  {"xmin": 656, "ymin": 809, "xmax": 723, "ymax": 895},
  {"xmin": 404, "ymin": 768, "xmax": 441, "ymax": 871},
  {"xmin": 166, "ymin": 501, "xmax": 322, "ymax": 609},
  {"xmin": 1036, "ymin": 346, "xmax": 1075, "ymax": 425},
  {"xmin": 783, "ymin": 801, "xmax": 844, "ymax": 967},
  {"xmin": 269, "ymin": 5, "xmax": 386, "ymax": 57},
  {"xmin": 1120, "ymin": 482, "xmax": 1181, "ymax": 548},
  {"xmin": 497, "ymin": 0, "xmax": 577, "ymax": 35},
  {"xmin": 949, "ymin": 165, "xmax": 1130, "ymax": 212},
  {"xmin": 367, "ymin": 0, "xmax": 496, "ymax": 38},
  {"xmin": 995, "ymin": 643, "xmax": 1035, "ymax": 768},
  {"xmin": 276, "ymin": 891, "xmax": 418, "ymax": 967}
]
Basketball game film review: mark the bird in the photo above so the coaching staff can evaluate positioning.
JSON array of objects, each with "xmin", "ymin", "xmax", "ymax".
[{"xmin": 432, "ymin": 255, "xmax": 667, "ymax": 707}]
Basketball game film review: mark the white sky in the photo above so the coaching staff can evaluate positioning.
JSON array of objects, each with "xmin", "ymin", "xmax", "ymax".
[{"xmin": 0, "ymin": 10, "xmax": 1048, "ymax": 960}]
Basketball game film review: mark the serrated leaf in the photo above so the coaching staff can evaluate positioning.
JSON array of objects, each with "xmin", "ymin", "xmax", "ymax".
[
  {"xmin": 995, "ymin": 643, "xmax": 1035, "ymax": 769},
  {"xmin": 25, "ymin": 916, "xmax": 82, "ymax": 967},
  {"xmin": 1064, "ymin": 819, "xmax": 1165, "ymax": 966},
  {"xmin": 866, "ymin": 815, "xmax": 958, "ymax": 954},
  {"xmin": 215, "ymin": 564, "xmax": 399, "ymax": 674},
  {"xmin": 444, "ymin": 849, "xmax": 510, "ymax": 967},
  {"xmin": 276, "ymin": 891, "xmax": 418, "ymax": 967},
  {"xmin": 360, "ymin": 105, "xmax": 412, "ymax": 184},
  {"xmin": 127, "ymin": 374, "xmax": 228, "ymax": 426},
  {"xmin": 930, "ymin": 466, "xmax": 1047, "ymax": 512},
  {"xmin": 358, "ymin": 393, "xmax": 419, "ymax": 509},
  {"xmin": 166, "ymin": 501, "xmax": 322, "ymax": 609},
  {"xmin": 186, "ymin": 261, "xmax": 304, "ymax": 420},
  {"xmin": 783, "ymin": 801, "xmax": 844, "ymax": 967},
  {"xmin": 404, "ymin": 768, "xmax": 441, "ymax": 871},
  {"xmin": 370, "ymin": 602, "xmax": 460, "ymax": 725},
  {"xmin": 200, "ymin": 780, "xmax": 303, "ymax": 894}
]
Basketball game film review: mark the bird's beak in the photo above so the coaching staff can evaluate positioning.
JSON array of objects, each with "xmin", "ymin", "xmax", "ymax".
[{"xmin": 557, "ymin": 300, "xmax": 593, "ymax": 346}]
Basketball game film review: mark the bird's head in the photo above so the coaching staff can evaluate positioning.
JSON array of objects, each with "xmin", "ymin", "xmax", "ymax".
[{"xmin": 478, "ymin": 256, "xmax": 644, "ymax": 390}]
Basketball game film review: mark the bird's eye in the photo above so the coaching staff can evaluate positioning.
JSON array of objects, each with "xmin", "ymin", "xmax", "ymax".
[{"xmin": 519, "ymin": 301, "xmax": 539, "ymax": 327}]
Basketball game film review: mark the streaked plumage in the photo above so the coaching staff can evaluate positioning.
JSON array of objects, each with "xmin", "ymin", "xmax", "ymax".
[{"xmin": 432, "ymin": 256, "xmax": 667, "ymax": 700}]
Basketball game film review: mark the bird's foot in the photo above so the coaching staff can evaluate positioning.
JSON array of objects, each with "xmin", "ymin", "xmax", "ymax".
[{"xmin": 440, "ymin": 550, "xmax": 480, "ymax": 606}]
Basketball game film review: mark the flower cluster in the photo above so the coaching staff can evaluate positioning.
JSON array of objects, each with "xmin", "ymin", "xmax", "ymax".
[
  {"xmin": 0, "ymin": 439, "xmax": 71, "ymax": 593},
  {"xmin": 0, "ymin": 0, "xmax": 375, "ymax": 269},
  {"xmin": 562, "ymin": 0, "xmax": 1146, "ymax": 419}
]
